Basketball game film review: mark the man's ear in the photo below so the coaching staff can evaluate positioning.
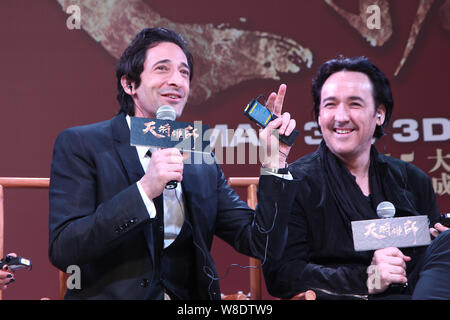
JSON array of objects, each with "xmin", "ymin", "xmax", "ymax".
[
  {"xmin": 120, "ymin": 76, "xmax": 134, "ymax": 95},
  {"xmin": 376, "ymin": 105, "xmax": 386, "ymax": 126}
]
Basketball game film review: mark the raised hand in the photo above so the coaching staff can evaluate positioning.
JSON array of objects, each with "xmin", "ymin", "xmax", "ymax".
[{"xmin": 259, "ymin": 84, "xmax": 296, "ymax": 169}]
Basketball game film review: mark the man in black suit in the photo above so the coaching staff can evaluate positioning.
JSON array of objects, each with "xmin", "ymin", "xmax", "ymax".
[{"xmin": 49, "ymin": 27, "xmax": 298, "ymax": 299}]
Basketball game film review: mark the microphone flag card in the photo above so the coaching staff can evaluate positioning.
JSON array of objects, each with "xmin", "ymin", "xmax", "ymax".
[
  {"xmin": 130, "ymin": 116, "xmax": 211, "ymax": 154},
  {"xmin": 351, "ymin": 216, "xmax": 431, "ymax": 251}
]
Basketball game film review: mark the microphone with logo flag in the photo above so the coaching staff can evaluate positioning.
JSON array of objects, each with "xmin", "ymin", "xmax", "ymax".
[
  {"xmin": 351, "ymin": 201, "xmax": 431, "ymax": 251},
  {"xmin": 156, "ymin": 105, "xmax": 177, "ymax": 121},
  {"xmin": 130, "ymin": 105, "xmax": 211, "ymax": 189},
  {"xmin": 156, "ymin": 106, "xmax": 178, "ymax": 189}
]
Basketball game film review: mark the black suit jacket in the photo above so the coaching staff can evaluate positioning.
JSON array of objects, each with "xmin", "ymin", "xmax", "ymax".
[{"xmin": 49, "ymin": 113, "xmax": 298, "ymax": 299}]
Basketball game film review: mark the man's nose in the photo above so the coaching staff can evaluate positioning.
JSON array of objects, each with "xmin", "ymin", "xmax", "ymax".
[
  {"xmin": 167, "ymin": 70, "xmax": 184, "ymax": 87},
  {"xmin": 334, "ymin": 103, "xmax": 350, "ymax": 123}
]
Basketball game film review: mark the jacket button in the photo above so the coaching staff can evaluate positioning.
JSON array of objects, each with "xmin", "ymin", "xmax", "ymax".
[{"xmin": 140, "ymin": 279, "xmax": 150, "ymax": 287}]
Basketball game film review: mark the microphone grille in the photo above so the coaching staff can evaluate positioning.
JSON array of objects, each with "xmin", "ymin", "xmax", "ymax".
[
  {"xmin": 376, "ymin": 201, "xmax": 396, "ymax": 219},
  {"xmin": 156, "ymin": 105, "xmax": 176, "ymax": 121}
]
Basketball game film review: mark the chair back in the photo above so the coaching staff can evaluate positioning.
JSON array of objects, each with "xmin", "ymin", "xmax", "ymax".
[
  {"xmin": 227, "ymin": 177, "xmax": 261, "ymax": 300},
  {"xmin": 0, "ymin": 177, "xmax": 66, "ymax": 300}
]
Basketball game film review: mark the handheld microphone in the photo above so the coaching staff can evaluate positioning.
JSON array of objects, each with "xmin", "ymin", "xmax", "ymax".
[
  {"xmin": 376, "ymin": 201, "xmax": 396, "ymax": 219},
  {"xmin": 156, "ymin": 105, "xmax": 177, "ymax": 121},
  {"xmin": 376, "ymin": 201, "xmax": 408, "ymax": 290},
  {"xmin": 156, "ymin": 105, "xmax": 178, "ymax": 190},
  {"xmin": 352, "ymin": 200, "xmax": 430, "ymax": 251}
]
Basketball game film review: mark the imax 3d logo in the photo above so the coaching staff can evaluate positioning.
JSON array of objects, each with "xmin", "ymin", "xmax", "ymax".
[{"xmin": 66, "ymin": 265, "xmax": 81, "ymax": 290}]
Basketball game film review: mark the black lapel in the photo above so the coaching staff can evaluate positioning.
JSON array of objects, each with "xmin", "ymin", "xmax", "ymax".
[
  {"xmin": 180, "ymin": 162, "xmax": 210, "ymax": 247},
  {"xmin": 180, "ymin": 162, "xmax": 197, "ymax": 223},
  {"xmin": 111, "ymin": 113, "xmax": 161, "ymax": 261},
  {"xmin": 111, "ymin": 113, "xmax": 145, "ymax": 184},
  {"xmin": 152, "ymin": 195, "xmax": 164, "ymax": 258}
]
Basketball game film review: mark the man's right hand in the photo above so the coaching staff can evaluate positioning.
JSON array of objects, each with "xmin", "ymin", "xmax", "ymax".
[
  {"xmin": 367, "ymin": 247, "xmax": 410, "ymax": 294},
  {"xmin": 0, "ymin": 253, "xmax": 17, "ymax": 291},
  {"xmin": 259, "ymin": 84, "xmax": 296, "ymax": 169},
  {"xmin": 139, "ymin": 148, "xmax": 184, "ymax": 199}
]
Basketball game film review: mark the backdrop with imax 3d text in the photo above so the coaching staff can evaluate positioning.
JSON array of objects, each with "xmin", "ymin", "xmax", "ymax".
[{"xmin": 0, "ymin": 0, "xmax": 448, "ymax": 299}]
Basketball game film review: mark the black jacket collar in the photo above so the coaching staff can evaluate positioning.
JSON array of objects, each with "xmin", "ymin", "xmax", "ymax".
[{"xmin": 111, "ymin": 113, "xmax": 145, "ymax": 184}]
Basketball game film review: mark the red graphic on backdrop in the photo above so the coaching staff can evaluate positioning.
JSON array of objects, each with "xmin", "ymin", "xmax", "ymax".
[{"xmin": 57, "ymin": 0, "xmax": 313, "ymax": 106}]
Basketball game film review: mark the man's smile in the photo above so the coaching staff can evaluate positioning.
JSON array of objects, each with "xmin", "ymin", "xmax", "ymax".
[{"xmin": 334, "ymin": 128, "xmax": 355, "ymax": 135}]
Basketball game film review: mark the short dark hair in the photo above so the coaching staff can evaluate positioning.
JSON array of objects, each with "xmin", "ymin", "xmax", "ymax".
[
  {"xmin": 311, "ymin": 56, "xmax": 393, "ymax": 138},
  {"xmin": 116, "ymin": 27, "xmax": 194, "ymax": 116}
]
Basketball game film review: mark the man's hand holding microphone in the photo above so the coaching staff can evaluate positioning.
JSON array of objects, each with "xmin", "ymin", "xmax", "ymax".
[
  {"xmin": 140, "ymin": 148, "xmax": 184, "ymax": 199},
  {"xmin": 368, "ymin": 222, "xmax": 449, "ymax": 294}
]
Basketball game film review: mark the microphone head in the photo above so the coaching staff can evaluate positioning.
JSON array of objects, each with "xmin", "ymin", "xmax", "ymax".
[
  {"xmin": 156, "ymin": 105, "xmax": 176, "ymax": 121},
  {"xmin": 376, "ymin": 201, "xmax": 396, "ymax": 219}
]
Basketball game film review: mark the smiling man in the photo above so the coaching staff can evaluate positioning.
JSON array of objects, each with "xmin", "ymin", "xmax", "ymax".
[
  {"xmin": 263, "ymin": 56, "xmax": 450, "ymax": 300},
  {"xmin": 317, "ymin": 70, "xmax": 386, "ymax": 196},
  {"xmin": 48, "ymin": 27, "xmax": 298, "ymax": 300},
  {"xmin": 123, "ymin": 41, "xmax": 190, "ymax": 119}
]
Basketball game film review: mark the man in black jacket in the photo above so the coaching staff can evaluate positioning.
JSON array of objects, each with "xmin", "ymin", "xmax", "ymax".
[
  {"xmin": 263, "ymin": 56, "xmax": 449, "ymax": 300},
  {"xmin": 49, "ymin": 27, "xmax": 298, "ymax": 299}
]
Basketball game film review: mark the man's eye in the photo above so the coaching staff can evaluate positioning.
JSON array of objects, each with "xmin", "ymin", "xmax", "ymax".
[{"xmin": 156, "ymin": 65, "xmax": 168, "ymax": 71}]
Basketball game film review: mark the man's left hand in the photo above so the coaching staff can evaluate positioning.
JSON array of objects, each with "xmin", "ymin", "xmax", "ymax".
[
  {"xmin": 430, "ymin": 223, "xmax": 449, "ymax": 238},
  {"xmin": 259, "ymin": 84, "xmax": 296, "ymax": 169}
]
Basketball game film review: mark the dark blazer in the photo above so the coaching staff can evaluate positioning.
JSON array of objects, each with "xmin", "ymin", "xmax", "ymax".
[
  {"xmin": 263, "ymin": 147, "xmax": 440, "ymax": 300},
  {"xmin": 49, "ymin": 113, "xmax": 298, "ymax": 299}
]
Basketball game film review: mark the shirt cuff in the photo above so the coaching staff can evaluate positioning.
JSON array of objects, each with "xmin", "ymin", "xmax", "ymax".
[
  {"xmin": 264, "ymin": 171, "xmax": 293, "ymax": 180},
  {"xmin": 136, "ymin": 181, "xmax": 157, "ymax": 218}
]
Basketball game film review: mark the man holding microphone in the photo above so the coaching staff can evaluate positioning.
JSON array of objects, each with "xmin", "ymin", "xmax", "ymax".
[{"xmin": 49, "ymin": 27, "xmax": 297, "ymax": 300}]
